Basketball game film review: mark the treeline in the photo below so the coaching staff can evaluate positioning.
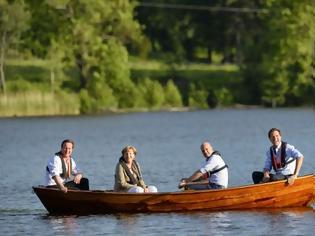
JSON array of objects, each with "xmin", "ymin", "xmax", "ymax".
[
  {"xmin": 0, "ymin": 0, "xmax": 314, "ymax": 116},
  {"xmin": 135, "ymin": 0, "xmax": 315, "ymax": 107}
]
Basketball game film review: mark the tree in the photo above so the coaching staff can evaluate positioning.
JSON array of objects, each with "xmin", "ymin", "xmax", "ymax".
[
  {"xmin": 138, "ymin": 78, "xmax": 165, "ymax": 108},
  {"xmin": 23, "ymin": 0, "xmax": 145, "ymax": 109},
  {"xmin": 164, "ymin": 80, "xmax": 183, "ymax": 107},
  {"xmin": 241, "ymin": 0, "xmax": 315, "ymax": 106},
  {"xmin": 46, "ymin": 0, "xmax": 143, "ymax": 109},
  {"xmin": 0, "ymin": 0, "xmax": 30, "ymax": 94}
]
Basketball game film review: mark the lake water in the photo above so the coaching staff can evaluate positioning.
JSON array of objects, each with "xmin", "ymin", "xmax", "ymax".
[{"xmin": 0, "ymin": 108, "xmax": 315, "ymax": 235}]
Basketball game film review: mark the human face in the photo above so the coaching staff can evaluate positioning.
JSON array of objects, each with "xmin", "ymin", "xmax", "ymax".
[
  {"xmin": 269, "ymin": 130, "xmax": 282, "ymax": 147},
  {"xmin": 123, "ymin": 149, "xmax": 135, "ymax": 164},
  {"xmin": 61, "ymin": 142, "xmax": 73, "ymax": 158},
  {"xmin": 201, "ymin": 143, "xmax": 213, "ymax": 158}
]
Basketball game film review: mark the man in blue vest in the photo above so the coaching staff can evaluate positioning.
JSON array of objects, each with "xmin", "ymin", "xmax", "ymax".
[{"xmin": 252, "ymin": 128, "xmax": 304, "ymax": 185}]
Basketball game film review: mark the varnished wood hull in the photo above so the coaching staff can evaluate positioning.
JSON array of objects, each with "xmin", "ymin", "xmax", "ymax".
[{"xmin": 33, "ymin": 174, "xmax": 315, "ymax": 214}]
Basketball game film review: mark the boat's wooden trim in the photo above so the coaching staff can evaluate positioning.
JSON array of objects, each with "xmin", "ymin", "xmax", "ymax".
[{"xmin": 33, "ymin": 174, "xmax": 315, "ymax": 214}]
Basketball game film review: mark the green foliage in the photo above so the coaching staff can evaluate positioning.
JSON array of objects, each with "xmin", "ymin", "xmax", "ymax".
[
  {"xmin": 241, "ymin": 0, "xmax": 315, "ymax": 106},
  {"xmin": 215, "ymin": 87, "xmax": 234, "ymax": 107},
  {"xmin": 164, "ymin": 80, "xmax": 183, "ymax": 107},
  {"xmin": 138, "ymin": 78, "xmax": 165, "ymax": 108},
  {"xmin": 0, "ymin": 0, "xmax": 30, "ymax": 93},
  {"xmin": 7, "ymin": 79, "xmax": 32, "ymax": 92},
  {"xmin": 0, "ymin": 0, "xmax": 30, "ymax": 42},
  {"xmin": 79, "ymin": 72, "xmax": 117, "ymax": 114},
  {"xmin": 188, "ymin": 84, "xmax": 208, "ymax": 109},
  {"xmin": 99, "ymin": 39, "xmax": 137, "ymax": 108},
  {"xmin": 2, "ymin": 0, "xmax": 315, "ymax": 116}
]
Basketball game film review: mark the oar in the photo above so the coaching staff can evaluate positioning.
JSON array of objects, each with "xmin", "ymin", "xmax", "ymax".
[{"xmin": 178, "ymin": 180, "xmax": 209, "ymax": 189}]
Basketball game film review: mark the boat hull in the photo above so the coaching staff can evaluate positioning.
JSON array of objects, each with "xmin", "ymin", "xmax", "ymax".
[{"xmin": 33, "ymin": 174, "xmax": 315, "ymax": 214}]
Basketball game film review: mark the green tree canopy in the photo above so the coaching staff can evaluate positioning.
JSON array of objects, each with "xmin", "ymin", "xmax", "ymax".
[{"xmin": 0, "ymin": 0, "xmax": 30, "ymax": 93}]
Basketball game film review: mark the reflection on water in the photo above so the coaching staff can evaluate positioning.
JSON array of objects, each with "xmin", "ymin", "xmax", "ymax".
[
  {"xmin": 44, "ymin": 216, "xmax": 79, "ymax": 235},
  {"xmin": 1, "ymin": 109, "xmax": 315, "ymax": 235}
]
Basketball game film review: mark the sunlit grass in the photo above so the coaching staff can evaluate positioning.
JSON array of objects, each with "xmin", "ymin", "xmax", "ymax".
[
  {"xmin": 0, "ymin": 92, "xmax": 79, "ymax": 117},
  {"xmin": 129, "ymin": 57, "xmax": 238, "ymax": 71}
]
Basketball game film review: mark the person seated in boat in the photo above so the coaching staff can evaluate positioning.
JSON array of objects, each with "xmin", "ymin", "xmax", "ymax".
[
  {"xmin": 252, "ymin": 128, "xmax": 304, "ymax": 185},
  {"xmin": 114, "ymin": 145, "xmax": 158, "ymax": 193},
  {"xmin": 45, "ymin": 139, "xmax": 89, "ymax": 193},
  {"xmin": 178, "ymin": 142, "xmax": 228, "ymax": 190}
]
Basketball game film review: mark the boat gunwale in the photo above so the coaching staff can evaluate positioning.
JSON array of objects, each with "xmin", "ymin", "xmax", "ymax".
[{"xmin": 32, "ymin": 173, "xmax": 315, "ymax": 196}]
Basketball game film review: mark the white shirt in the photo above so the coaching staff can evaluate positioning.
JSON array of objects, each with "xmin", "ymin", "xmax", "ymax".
[
  {"xmin": 264, "ymin": 143, "xmax": 303, "ymax": 175},
  {"xmin": 199, "ymin": 153, "xmax": 228, "ymax": 188},
  {"xmin": 45, "ymin": 155, "xmax": 80, "ymax": 186}
]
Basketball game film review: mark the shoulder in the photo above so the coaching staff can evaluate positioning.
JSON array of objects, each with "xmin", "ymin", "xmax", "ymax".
[
  {"xmin": 285, "ymin": 143, "xmax": 300, "ymax": 152},
  {"xmin": 208, "ymin": 153, "xmax": 224, "ymax": 163},
  {"xmin": 115, "ymin": 161, "xmax": 124, "ymax": 171},
  {"xmin": 133, "ymin": 160, "xmax": 141, "ymax": 167},
  {"xmin": 212, "ymin": 151, "xmax": 223, "ymax": 159},
  {"xmin": 285, "ymin": 143, "xmax": 295, "ymax": 149},
  {"xmin": 50, "ymin": 155, "xmax": 61, "ymax": 163}
]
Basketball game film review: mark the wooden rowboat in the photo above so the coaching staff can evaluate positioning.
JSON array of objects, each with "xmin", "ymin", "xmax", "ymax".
[{"xmin": 33, "ymin": 174, "xmax": 315, "ymax": 214}]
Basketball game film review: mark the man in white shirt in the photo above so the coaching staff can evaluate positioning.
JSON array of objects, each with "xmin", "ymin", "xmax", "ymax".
[
  {"xmin": 178, "ymin": 142, "xmax": 228, "ymax": 190},
  {"xmin": 45, "ymin": 139, "xmax": 89, "ymax": 193},
  {"xmin": 252, "ymin": 128, "xmax": 304, "ymax": 185}
]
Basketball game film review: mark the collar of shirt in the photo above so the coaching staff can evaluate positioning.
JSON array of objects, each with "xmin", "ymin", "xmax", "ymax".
[{"xmin": 274, "ymin": 143, "xmax": 282, "ymax": 152}]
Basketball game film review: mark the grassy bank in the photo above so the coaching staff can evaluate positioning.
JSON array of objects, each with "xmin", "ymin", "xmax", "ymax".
[
  {"xmin": 0, "ymin": 58, "xmax": 241, "ymax": 117},
  {"xmin": 130, "ymin": 58, "xmax": 241, "ymax": 106}
]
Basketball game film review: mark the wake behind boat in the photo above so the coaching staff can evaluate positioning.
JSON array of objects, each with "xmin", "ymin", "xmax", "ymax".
[{"xmin": 33, "ymin": 174, "xmax": 315, "ymax": 215}]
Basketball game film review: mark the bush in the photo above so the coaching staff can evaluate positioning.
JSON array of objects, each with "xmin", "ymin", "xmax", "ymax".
[
  {"xmin": 188, "ymin": 84, "xmax": 208, "ymax": 109},
  {"xmin": 80, "ymin": 72, "xmax": 117, "ymax": 113},
  {"xmin": 138, "ymin": 78, "xmax": 165, "ymax": 108},
  {"xmin": 215, "ymin": 87, "xmax": 234, "ymax": 107},
  {"xmin": 164, "ymin": 80, "xmax": 183, "ymax": 107}
]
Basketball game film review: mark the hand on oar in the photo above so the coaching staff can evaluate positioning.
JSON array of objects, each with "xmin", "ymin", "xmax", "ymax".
[
  {"xmin": 287, "ymin": 175, "xmax": 297, "ymax": 185},
  {"xmin": 178, "ymin": 179, "xmax": 187, "ymax": 189},
  {"xmin": 178, "ymin": 179, "xmax": 209, "ymax": 189}
]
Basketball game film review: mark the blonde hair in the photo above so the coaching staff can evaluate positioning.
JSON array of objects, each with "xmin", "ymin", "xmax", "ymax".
[{"xmin": 121, "ymin": 145, "xmax": 137, "ymax": 156}]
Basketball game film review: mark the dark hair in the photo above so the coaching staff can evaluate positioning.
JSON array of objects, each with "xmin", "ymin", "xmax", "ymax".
[
  {"xmin": 61, "ymin": 139, "xmax": 75, "ymax": 149},
  {"xmin": 268, "ymin": 128, "xmax": 281, "ymax": 138}
]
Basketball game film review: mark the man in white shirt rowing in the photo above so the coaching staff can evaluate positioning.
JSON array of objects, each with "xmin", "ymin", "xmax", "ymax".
[{"xmin": 178, "ymin": 142, "xmax": 228, "ymax": 190}]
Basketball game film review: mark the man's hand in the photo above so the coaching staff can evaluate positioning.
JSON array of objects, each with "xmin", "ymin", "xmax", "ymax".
[
  {"xmin": 60, "ymin": 185, "xmax": 68, "ymax": 193},
  {"xmin": 178, "ymin": 179, "xmax": 187, "ymax": 189},
  {"xmin": 287, "ymin": 175, "xmax": 297, "ymax": 185},
  {"xmin": 261, "ymin": 176, "xmax": 270, "ymax": 183},
  {"xmin": 73, "ymin": 174, "xmax": 83, "ymax": 184}
]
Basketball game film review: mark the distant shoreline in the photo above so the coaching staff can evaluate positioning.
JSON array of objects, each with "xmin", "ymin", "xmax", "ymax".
[{"xmin": 1, "ymin": 105, "xmax": 313, "ymax": 118}]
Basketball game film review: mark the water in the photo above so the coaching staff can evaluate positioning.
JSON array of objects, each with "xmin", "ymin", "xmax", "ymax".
[{"xmin": 0, "ymin": 108, "xmax": 315, "ymax": 235}]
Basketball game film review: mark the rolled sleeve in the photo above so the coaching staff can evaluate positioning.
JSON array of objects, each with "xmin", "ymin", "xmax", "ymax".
[
  {"xmin": 199, "ymin": 167, "xmax": 207, "ymax": 174},
  {"xmin": 287, "ymin": 144, "xmax": 303, "ymax": 159},
  {"xmin": 49, "ymin": 156, "xmax": 62, "ymax": 177}
]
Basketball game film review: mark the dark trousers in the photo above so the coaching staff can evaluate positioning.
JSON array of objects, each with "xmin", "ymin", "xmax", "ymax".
[
  {"xmin": 48, "ymin": 177, "xmax": 89, "ymax": 190},
  {"xmin": 65, "ymin": 177, "xmax": 89, "ymax": 190},
  {"xmin": 252, "ymin": 171, "xmax": 289, "ymax": 184}
]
